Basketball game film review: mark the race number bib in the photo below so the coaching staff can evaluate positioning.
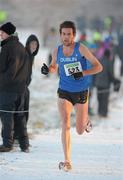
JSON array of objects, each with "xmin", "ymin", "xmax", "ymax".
[{"xmin": 64, "ymin": 62, "xmax": 82, "ymax": 76}]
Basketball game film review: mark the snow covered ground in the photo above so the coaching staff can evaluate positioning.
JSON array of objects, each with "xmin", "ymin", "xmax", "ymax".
[
  {"xmin": 0, "ymin": 74, "xmax": 123, "ymax": 180},
  {"xmin": 0, "ymin": 50, "xmax": 123, "ymax": 179},
  {"xmin": 0, "ymin": 105, "xmax": 123, "ymax": 180}
]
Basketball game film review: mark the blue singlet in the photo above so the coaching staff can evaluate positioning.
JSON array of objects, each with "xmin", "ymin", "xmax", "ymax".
[{"xmin": 56, "ymin": 42, "xmax": 91, "ymax": 92}]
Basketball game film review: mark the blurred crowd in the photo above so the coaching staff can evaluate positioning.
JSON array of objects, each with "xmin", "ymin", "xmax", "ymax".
[{"xmin": 79, "ymin": 30, "xmax": 122, "ymax": 117}]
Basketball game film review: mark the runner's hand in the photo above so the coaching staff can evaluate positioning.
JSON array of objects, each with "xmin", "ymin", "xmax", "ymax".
[
  {"xmin": 41, "ymin": 63, "xmax": 49, "ymax": 75},
  {"xmin": 72, "ymin": 72, "xmax": 83, "ymax": 80}
]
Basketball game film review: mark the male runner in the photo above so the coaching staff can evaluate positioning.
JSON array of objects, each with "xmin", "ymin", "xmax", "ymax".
[{"xmin": 41, "ymin": 21, "xmax": 103, "ymax": 171}]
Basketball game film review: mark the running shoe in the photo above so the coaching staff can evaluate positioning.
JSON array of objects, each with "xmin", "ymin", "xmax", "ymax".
[
  {"xmin": 59, "ymin": 161, "xmax": 72, "ymax": 172},
  {"xmin": 85, "ymin": 120, "xmax": 92, "ymax": 133}
]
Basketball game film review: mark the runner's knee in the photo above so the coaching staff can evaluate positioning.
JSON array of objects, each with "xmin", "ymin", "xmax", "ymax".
[{"xmin": 61, "ymin": 119, "xmax": 70, "ymax": 130}]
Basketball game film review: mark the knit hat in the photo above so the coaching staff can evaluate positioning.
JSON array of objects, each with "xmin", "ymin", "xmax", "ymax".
[{"xmin": 0, "ymin": 22, "xmax": 16, "ymax": 35}]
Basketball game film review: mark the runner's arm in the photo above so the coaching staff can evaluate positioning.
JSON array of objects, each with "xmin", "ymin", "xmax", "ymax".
[
  {"xmin": 49, "ymin": 48, "xmax": 58, "ymax": 73},
  {"xmin": 79, "ymin": 44, "xmax": 103, "ymax": 76}
]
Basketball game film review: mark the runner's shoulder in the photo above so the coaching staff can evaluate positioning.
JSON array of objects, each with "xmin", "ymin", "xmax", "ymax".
[
  {"xmin": 53, "ymin": 48, "xmax": 58, "ymax": 55},
  {"xmin": 79, "ymin": 43, "xmax": 89, "ymax": 56},
  {"xmin": 51, "ymin": 48, "xmax": 58, "ymax": 62}
]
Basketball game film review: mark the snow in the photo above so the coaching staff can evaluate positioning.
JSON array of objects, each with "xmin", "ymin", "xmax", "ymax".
[
  {"xmin": 0, "ymin": 52, "xmax": 123, "ymax": 179},
  {"xmin": 0, "ymin": 124, "xmax": 123, "ymax": 179}
]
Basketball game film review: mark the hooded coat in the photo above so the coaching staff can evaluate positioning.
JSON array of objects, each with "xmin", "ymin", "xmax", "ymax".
[{"xmin": 25, "ymin": 34, "xmax": 39, "ymax": 86}]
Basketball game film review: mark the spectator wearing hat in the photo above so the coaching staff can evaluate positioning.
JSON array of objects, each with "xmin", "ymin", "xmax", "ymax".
[{"xmin": 0, "ymin": 22, "xmax": 29, "ymax": 152}]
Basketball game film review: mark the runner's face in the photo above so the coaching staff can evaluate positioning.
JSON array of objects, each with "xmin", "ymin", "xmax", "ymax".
[{"xmin": 60, "ymin": 28, "xmax": 75, "ymax": 46}]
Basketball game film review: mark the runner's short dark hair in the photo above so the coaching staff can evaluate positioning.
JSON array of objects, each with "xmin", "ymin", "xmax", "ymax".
[{"xmin": 59, "ymin": 21, "xmax": 76, "ymax": 35}]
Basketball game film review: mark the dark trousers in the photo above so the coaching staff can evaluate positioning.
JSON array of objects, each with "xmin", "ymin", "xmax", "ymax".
[
  {"xmin": 14, "ymin": 87, "xmax": 30, "ymax": 139},
  {"xmin": 0, "ymin": 92, "xmax": 29, "ymax": 149},
  {"xmin": 97, "ymin": 88, "xmax": 110, "ymax": 117}
]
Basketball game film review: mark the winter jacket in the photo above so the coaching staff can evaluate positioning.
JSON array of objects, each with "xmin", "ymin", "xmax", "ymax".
[
  {"xmin": 118, "ymin": 34, "xmax": 123, "ymax": 61},
  {"xmin": 94, "ymin": 56, "xmax": 114, "ymax": 89},
  {"xmin": 25, "ymin": 34, "xmax": 39, "ymax": 86},
  {"xmin": 0, "ymin": 36, "xmax": 29, "ymax": 93}
]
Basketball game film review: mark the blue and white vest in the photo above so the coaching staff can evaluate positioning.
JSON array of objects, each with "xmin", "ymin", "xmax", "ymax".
[{"xmin": 56, "ymin": 42, "xmax": 91, "ymax": 92}]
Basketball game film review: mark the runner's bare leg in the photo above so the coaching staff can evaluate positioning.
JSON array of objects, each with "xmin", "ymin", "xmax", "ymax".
[
  {"xmin": 75, "ymin": 101, "xmax": 89, "ymax": 134},
  {"xmin": 58, "ymin": 98, "xmax": 73, "ymax": 163}
]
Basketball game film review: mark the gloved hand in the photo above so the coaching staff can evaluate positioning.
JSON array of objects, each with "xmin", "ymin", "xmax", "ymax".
[
  {"xmin": 71, "ymin": 71, "xmax": 83, "ymax": 80},
  {"xmin": 41, "ymin": 63, "xmax": 49, "ymax": 75}
]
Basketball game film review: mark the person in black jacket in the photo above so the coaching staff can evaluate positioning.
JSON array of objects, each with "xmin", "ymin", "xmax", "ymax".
[
  {"xmin": 14, "ymin": 34, "xmax": 39, "ymax": 140},
  {"xmin": 24, "ymin": 34, "xmax": 39, "ymax": 121},
  {"xmin": 117, "ymin": 33, "xmax": 123, "ymax": 76},
  {"xmin": 94, "ymin": 49, "xmax": 121, "ymax": 117},
  {"xmin": 25, "ymin": 34, "xmax": 39, "ymax": 85},
  {"xmin": 0, "ymin": 22, "xmax": 29, "ymax": 152}
]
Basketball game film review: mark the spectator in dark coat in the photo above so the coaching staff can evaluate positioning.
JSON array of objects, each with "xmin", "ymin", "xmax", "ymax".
[
  {"xmin": 0, "ymin": 22, "xmax": 29, "ymax": 152},
  {"xmin": 117, "ymin": 33, "xmax": 123, "ymax": 76},
  {"xmin": 14, "ymin": 34, "xmax": 39, "ymax": 140},
  {"xmin": 24, "ymin": 34, "xmax": 39, "ymax": 121},
  {"xmin": 94, "ymin": 49, "xmax": 120, "ymax": 117}
]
